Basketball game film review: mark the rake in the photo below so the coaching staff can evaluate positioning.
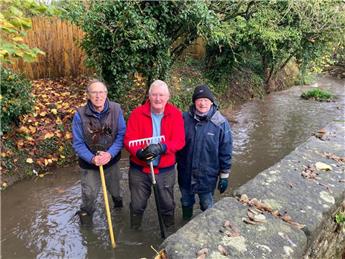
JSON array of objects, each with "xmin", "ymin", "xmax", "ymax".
[{"xmin": 129, "ymin": 136, "xmax": 166, "ymax": 239}]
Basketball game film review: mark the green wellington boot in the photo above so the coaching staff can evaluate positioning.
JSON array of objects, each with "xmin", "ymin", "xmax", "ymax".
[{"xmin": 182, "ymin": 206, "xmax": 193, "ymax": 220}]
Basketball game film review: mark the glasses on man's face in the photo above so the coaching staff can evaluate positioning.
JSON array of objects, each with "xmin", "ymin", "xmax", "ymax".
[{"xmin": 88, "ymin": 91, "xmax": 107, "ymax": 96}]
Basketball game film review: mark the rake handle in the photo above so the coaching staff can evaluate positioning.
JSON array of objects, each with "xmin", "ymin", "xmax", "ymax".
[
  {"xmin": 99, "ymin": 165, "xmax": 116, "ymax": 248},
  {"xmin": 150, "ymin": 162, "xmax": 166, "ymax": 239}
]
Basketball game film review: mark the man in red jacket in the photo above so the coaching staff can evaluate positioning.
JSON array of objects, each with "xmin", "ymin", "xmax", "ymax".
[{"xmin": 124, "ymin": 80, "xmax": 185, "ymax": 230}]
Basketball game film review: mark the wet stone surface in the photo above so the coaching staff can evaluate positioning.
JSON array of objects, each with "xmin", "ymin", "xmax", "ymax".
[{"xmin": 161, "ymin": 122, "xmax": 345, "ymax": 258}]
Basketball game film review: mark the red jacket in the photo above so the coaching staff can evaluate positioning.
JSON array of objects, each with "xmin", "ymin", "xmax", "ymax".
[{"xmin": 124, "ymin": 100, "xmax": 185, "ymax": 174}]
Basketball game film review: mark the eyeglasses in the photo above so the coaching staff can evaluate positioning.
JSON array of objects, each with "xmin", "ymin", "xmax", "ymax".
[{"xmin": 88, "ymin": 91, "xmax": 107, "ymax": 96}]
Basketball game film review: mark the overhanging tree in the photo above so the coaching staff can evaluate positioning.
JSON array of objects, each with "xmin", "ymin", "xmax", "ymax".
[
  {"xmin": 206, "ymin": 0, "xmax": 345, "ymax": 93},
  {"xmin": 61, "ymin": 0, "xmax": 222, "ymax": 99}
]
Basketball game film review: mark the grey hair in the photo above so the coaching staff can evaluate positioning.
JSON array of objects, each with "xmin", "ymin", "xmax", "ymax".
[
  {"xmin": 149, "ymin": 80, "xmax": 170, "ymax": 96},
  {"xmin": 86, "ymin": 79, "xmax": 108, "ymax": 92}
]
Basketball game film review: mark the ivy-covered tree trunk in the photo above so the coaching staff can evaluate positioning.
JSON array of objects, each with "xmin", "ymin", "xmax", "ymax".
[{"xmin": 262, "ymin": 55, "xmax": 275, "ymax": 94}]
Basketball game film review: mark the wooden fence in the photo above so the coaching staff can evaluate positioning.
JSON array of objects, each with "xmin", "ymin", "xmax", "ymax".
[
  {"xmin": 7, "ymin": 16, "xmax": 92, "ymax": 79},
  {"xmin": 7, "ymin": 16, "xmax": 205, "ymax": 80}
]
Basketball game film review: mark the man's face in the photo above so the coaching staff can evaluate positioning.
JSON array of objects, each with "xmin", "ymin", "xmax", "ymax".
[
  {"xmin": 195, "ymin": 98, "xmax": 212, "ymax": 114},
  {"xmin": 149, "ymin": 85, "xmax": 169, "ymax": 113},
  {"xmin": 87, "ymin": 82, "xmax": 107, "ymax": 110}
]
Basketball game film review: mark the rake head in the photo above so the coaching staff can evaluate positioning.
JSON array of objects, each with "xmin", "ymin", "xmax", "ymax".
[{"xmin": 129, "ymin": 136, "xmax": 165, "ymax": 147}]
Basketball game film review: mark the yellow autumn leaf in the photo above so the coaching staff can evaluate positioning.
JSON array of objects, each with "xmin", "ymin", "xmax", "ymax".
[
  {"xmin": 26, "ymin": 158, "xmax": 34, "ymax": 163},
  {"xmin": 44, "ymin": 132, "xmax": 55, "ymax": 139},
  {"xmin": 65, "ymin": 132, "xmax": 72, "ymax": 139},
  {"xmin": 29, "ymin": 126, "xmax": 36, "ymax": 134},
  {"xmin": 60, "ymin": 155, "xmax": 66, "ymax": 159},
  {"xmin": 51, "ymin": 109, "xmax": 58, "ymax": 115},
  {"xmin": 40, "ymin": 111, "xmax": 47, "ymax": 117},
  {"xmin": 44, "ymin": 159, "xmax": 49, "ymax": 166}
]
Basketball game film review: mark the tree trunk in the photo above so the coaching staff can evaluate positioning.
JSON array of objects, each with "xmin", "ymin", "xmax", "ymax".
[{"xmin": 262, "ymin": 55, "xmax": 276, "ymax": 93}]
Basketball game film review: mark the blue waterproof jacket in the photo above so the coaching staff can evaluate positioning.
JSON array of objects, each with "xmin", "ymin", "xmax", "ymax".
[{"xmin": 177, "ymin": 105, "xmax": 232, "ymax": 193}]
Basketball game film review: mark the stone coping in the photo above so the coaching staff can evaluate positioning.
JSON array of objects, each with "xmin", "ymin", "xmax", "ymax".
[{"xmin": 161, "ymin": 122, "xmax": 345, "ymax": 258}]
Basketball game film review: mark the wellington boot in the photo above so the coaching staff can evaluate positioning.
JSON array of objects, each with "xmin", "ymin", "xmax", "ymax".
[
  {"xmin": 130, "ymin": 207, "xmax": 143, "ymax": 230},
  {"xmin": 112, "ymin": 196, "xmax": 123, "ymax": 208},
  {"xmin": 162, "ymin": 215, "xmax": 175, "ymax": 228},
  {"xmin": 182, "ymin": 206, "xmax": 193, "ymax": 220},
  {"xmin": 76, "ymin": 210, "xmax": 92, "ymax": 226}
]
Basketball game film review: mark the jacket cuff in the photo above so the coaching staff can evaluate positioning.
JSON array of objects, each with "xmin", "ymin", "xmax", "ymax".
[{"xmin": 220, "ymin": 169, "xmax": 230, "ymax": 178}]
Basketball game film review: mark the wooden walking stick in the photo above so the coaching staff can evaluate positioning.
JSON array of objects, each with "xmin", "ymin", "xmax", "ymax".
[
  {"xmin": 129, "ymin": 136, "xmax": 166, "ymax": 239},
  {"xmin": 99, "ymin": 164, "xmax": 116, "ymax": 248}
]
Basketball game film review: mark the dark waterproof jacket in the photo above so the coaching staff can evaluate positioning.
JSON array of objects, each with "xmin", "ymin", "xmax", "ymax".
[{"xmin": 177, "ymin": 105, "xmax": 232, "ymax": 193}]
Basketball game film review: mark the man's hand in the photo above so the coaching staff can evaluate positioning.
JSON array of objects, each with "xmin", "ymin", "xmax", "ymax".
[
  {"xmin": 136, "ymin": 143, "xmax": 166, "ymax": 162},
  {"xmin": 92, "ymin": 151, "xmax": 112, "ymax": 166},
  {"xmin": 218, "ymin": 178, "xmax": 228, "ymax": 194}
]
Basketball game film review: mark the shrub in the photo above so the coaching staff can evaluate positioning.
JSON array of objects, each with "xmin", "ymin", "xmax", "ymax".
[
  {"xmin": 301, "ymin": 88, "xmax": 333, "ymax": 102},
  {"xmin": 0, "ymin": 68, "xmax": 34, "ymax": 134}
]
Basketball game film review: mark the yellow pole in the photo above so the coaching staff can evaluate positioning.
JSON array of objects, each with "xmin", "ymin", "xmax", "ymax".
[{"xmin": 99, "ymin": 165, "xmax": 116, "ymax": 248}]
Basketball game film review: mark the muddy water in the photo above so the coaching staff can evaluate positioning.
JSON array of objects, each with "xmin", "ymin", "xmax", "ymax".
[{"xmin": 2, "ymin": 76, "xmax": 344, "ymax": 259}]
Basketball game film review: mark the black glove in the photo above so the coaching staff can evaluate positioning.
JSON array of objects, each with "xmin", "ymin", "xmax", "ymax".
[{"xmin": 136, "ymin": 143, "xmax": 166, "ymax": 162}]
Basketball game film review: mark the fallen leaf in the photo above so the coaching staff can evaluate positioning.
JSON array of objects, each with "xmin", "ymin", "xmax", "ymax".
[
  {"xmin": 196, "ymin": 248, "xmax": 209, "ymax": 258},
  {"xmin": 44, "ymin": 132, "xmax": 55, "ymax": 139},
  {"xmin": 315, "ymin": 162, "xmax": 332, "ymax": 171},
  {"xmin": 217, "ymin": 244, "xmax": 228, "ymax": 256},
  {"xmin": 26, "ymin": 158, "xmax": 34, "ymax": 163}
]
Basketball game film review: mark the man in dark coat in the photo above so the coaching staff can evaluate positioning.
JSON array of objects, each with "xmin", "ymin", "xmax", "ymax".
[{"xmin": 177, "ymin": 84, "xmax": 232, "ymax": 220}]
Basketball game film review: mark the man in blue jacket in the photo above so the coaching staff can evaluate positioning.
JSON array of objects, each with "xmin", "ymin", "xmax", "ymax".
[
  {"xmin": 177, "ymin": 84, "xmax": 232, "ymax": 220},
  {"xmin": 72, "ymin": 79, "xmax": 126, "ymax": 225}
]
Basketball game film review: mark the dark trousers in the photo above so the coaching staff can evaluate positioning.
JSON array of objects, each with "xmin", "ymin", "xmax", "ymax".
[
  {"xmin": 80, "ymin": 163, "xmax": 122, "ymax": 215},
  {"xmin": 128, "ymin": 166, "xmax": 176, "ymax": 217}
]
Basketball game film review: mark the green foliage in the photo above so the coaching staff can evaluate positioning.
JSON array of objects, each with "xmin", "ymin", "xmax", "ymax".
[
  {"xmin": 335, "ymin": 212, "xmax": 345, "ymax": 224},
  {"xmin": 301, "ymin": 88, "xmax": 333, "ymax": 101},
  {"xmin": 0, "ymin": 68, "xmax": 34, "ymax": 134},
  {"xmin": 60, "ymin": 0, "xmax": 221, "ymax": 99},
  {"xmin": 36, "ymin": 137, "xmax": 59, "ymax": 157},
  {"xmin": 0, "ymin": 0, "xmax": 59, "ymax": 63},
  {"xmin": 206, "ymin": 0, "xmax": 345, "ymax": 92}
]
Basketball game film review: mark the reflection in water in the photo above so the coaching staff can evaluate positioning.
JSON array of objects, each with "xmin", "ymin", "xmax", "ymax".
[{"xmin": 2, "ymin": 76, "xmax": 344, "ymax": 258}]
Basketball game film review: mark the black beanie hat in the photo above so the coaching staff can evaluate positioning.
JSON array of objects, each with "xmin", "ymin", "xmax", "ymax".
[{"xmin": 192, "ymin": 84, "xmax": 214, "ymax": 103}]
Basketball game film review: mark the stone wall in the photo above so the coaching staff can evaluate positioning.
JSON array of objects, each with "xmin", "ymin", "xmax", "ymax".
[{"xmin": 161, "ymin": 122, "xmax": 345, "ymax": 258}]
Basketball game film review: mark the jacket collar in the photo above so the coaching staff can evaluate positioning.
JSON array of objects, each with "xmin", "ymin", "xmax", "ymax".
[
  {"xmin": 189, "ymin": 104, "xmax": 217, "ymax": 121},
  {"xmin": 86, "ymin": 99, "xmax": 109, "ymax": 117}
]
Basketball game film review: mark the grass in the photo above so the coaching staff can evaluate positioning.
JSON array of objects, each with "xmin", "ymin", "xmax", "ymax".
[{"xmin": 301, "ymin": 88, "xmax": 334, "ymax": 102}]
